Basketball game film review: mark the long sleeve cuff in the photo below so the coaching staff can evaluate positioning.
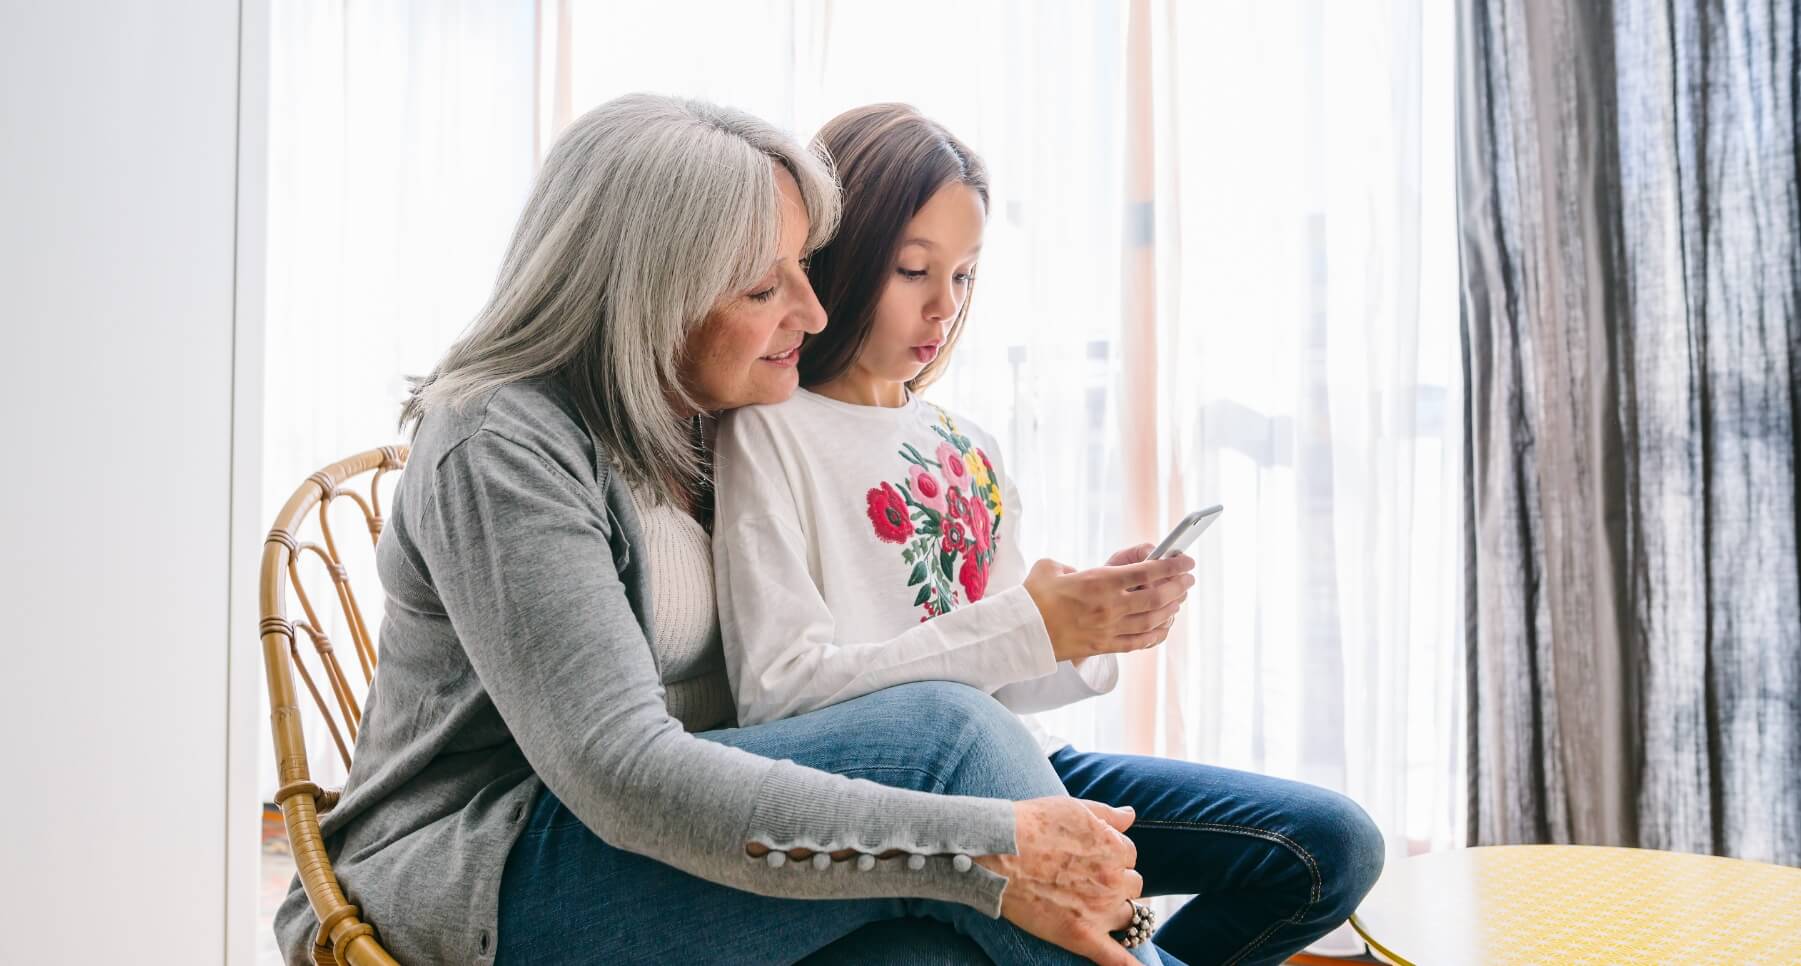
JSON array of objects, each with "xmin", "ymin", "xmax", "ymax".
[{"xmin": 743, "ymin": 760, "xmax": 1019, "ymax": 915}]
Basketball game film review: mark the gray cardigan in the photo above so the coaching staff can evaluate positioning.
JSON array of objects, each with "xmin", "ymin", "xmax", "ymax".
[{"xmin": 274, "ymin": 379, "xmax": 1019, "ymax": 965}]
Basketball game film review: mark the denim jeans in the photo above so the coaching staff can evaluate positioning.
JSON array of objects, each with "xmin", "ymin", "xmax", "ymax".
[
  {"xmin": 496, "ymin": 680, "xmax": 1383, "ymax": 965},
  {"xmin": 495, "ymin": 681, "xmax": 1172, "ymax": 965},
  {"xmin": 1048, "ymin": 747, "xmax": 1386, "ymax": 966}
]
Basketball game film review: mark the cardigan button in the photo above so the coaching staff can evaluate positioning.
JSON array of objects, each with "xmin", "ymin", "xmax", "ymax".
[
  {"xmin": 856, "ymin": 854, "xmax": 876, "ymax": 871},
  {"xmin": 766, "ymin": 851, "xmax": 787, "ymax": 868},
  {"xmin": 811, "ymin": 853, "xmax": 831, "ymax": 871},
  {"xmin": 952, "ymin": 854, "xmax": 973, "ymax": 872},
  {"xmin": 907, "ymin": 854, "xmax": 927, "ymax": 871}
]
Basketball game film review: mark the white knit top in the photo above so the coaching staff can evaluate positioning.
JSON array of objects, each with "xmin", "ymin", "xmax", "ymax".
[{"xmin": 630, "ymin": 486, "xmax": 735, "ymax": 732}]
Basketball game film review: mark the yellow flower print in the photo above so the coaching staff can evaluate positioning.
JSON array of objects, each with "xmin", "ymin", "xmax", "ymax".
[{"xmin": 965, "ymin": 451, "xmax": 986, "ymax": 487}]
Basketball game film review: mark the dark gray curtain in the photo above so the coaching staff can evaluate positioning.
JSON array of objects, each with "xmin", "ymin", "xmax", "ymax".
[{"xmin": 1458, "ymin": 0, "xmax": 1801, "ymax": 865}]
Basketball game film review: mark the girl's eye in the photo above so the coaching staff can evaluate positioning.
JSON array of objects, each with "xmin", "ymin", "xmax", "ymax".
[
  {"xmin": 954, "ymin": 273, "xmax": 976, "ymax": 285},
  {"xmin": 897, "ymin": 268, "xmax": 928, "ymax": 280}
]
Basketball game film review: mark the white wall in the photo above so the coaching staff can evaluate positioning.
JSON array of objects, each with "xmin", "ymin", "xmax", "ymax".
[{"xmin": 0, "ymin": 2, "xmax": 260, "ymax": 963}]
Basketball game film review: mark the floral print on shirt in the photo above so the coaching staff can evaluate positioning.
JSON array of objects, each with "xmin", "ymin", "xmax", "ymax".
[{"xmin": 861, "ymin": 406, "xmax": 1005, "ymax": 621}]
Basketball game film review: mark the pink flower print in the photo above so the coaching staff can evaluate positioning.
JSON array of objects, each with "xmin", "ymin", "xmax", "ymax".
[
  {"xmin": 909, "ymin": 466, "xmax": 948, "ymax": 514},
  {"xmin": 959, "ymin": 555, "xmax": 989, "ymax": 602},
  {"xmin": 969, "ymin": 497, "xmax": 992, "ymax": 554},
  {"xmin": 936, "ymin": 442, "xmax": 970, "ymax": 487}
]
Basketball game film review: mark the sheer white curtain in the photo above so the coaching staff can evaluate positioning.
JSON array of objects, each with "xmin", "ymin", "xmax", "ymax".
[
  {"xmin": 262, "ymin": 0, "xmax": 537, "ymax": 791},
  {"xmin": 1137, "ymin": 0, "xmax": 1465, "ymax": 856},
  {"xmin": 262, "ymin": 0, "xmax": 1462, "ymax": 895}
]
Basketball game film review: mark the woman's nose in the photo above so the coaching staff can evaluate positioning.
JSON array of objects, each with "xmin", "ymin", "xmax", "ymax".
[{"xmin": 789, "ymin": 276, "xmax": 828, "ymax": 334}]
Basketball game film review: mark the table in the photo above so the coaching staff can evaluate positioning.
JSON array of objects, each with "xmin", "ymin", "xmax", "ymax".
[{"xmin": 1348, "ymin": 844, "xmax": 1801, "ymax": 965}]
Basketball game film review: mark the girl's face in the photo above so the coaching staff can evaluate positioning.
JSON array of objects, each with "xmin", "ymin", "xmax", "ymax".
[
  {"xmin": 852, "ymin": 181, "xmax": 985, "ymax": 390},
  {"xmin": 681, "ymin": 165, "xmax": 827, "ymax": 412}
]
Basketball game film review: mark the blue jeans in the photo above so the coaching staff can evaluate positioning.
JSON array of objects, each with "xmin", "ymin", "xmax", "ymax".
[
  {"xmin": 495, "ymin": 682, "xmax": 1172, "ymax": 965},
  {"xmin": 1048, "ymin": 747, "xmax": 1385, "ymax": 966},
  {"xmin": 496, "ymin": 681, "xmax": 1383, "ymax": 964}
]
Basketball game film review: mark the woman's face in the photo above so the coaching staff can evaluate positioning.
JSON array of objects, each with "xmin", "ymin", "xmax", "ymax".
[
  {"xmin": 855, "ymin": 181, "xmax": 985, "ymax": 386},
  {"xmin": 680, "ymin": 165, "xmax": 827, "ymax": 412}
]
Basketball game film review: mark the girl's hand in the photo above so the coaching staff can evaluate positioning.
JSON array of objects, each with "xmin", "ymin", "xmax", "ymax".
[{"xmin": 1023, "ymin": 549, "xmax": 1195, "ymax": 663}]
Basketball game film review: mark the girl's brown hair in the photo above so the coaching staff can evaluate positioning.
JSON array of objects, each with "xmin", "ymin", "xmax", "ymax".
[{"xmin": 800, "ymin": 104, "xmax": 989, "ymax": 392}]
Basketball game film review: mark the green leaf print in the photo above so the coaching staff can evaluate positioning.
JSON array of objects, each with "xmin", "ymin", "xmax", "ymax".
[
  {"xmin": 914, "ymin": 584, "xmax": 933, "ymax": 607},
  {"xmin": 907, "ymin": 561, "xmax": 927, "ymax": 587},
  {"xmin": 902, "ymin": 441, "xmax": 935, "ymax": 468}
]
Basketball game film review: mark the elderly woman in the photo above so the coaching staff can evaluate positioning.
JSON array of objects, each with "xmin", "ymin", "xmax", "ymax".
[{"xmin": 274, "ymin": 94, "xmax": 1183, "ymax": 966}]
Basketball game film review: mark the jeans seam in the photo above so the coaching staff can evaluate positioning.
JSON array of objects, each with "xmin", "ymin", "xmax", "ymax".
[{"xmin": 1130, "ymin": 819, "xmax": 1321, "ymax": 966}]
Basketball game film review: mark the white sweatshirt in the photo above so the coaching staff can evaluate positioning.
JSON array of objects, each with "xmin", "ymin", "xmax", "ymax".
[{"xmin": 713, "ymin": 388, "xmax": 1117, "ymax": 754}]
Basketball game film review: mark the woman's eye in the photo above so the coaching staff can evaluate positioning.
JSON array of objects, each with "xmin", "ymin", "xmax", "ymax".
[
  {"xmin": 798, "ymin": 256, "xmax": 812, "ymax": 272},
  {"xmin": 897, "ymin": 268, "xmax": 928, "ymax": 280},
  {"xmin": 748, "ymin": 285, "xmax": 777, "ymax": 303}
]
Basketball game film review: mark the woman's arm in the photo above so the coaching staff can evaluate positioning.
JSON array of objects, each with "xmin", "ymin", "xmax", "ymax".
[
  {"xmin": 418, "ymin": 428, "xmax": 1018, "ymax": 913},
  {"xmin": 714, "ymin": 408, "xmax": 1060, "ymax": 726}
]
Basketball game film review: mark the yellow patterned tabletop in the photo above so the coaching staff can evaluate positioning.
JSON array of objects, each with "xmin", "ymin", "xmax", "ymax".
[{"xmin": 1348, "ymin": 845, "xmax": 1801, "ymax": 965}]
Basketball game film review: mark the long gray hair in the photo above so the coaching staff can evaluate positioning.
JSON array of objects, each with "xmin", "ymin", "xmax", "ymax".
[{"xmin": 402, "ymin": 94, "xmax": 840, "ymax": 504}]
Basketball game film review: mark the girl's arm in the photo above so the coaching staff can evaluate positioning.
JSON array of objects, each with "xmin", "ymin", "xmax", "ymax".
[
  {"xmin": 714, "ymin": 407, "xmax": 1060, "ymax": 726},
  {"xmin": 981, "ymin": 451, "xmax": 1120, "ymax": 714}
]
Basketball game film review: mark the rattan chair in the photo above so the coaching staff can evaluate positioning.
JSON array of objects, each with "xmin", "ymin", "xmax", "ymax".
[{"xmin": 260, "ymin": 446, "xmax": 408, "ymax": 966}]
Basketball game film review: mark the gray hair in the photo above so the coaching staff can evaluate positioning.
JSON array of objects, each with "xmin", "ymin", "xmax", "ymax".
[{"xmin": 402, "ymin": 93, "xmax": 840, "ymax": 504}]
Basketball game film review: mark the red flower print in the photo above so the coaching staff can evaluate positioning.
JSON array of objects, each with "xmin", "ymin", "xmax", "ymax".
[
  {"xmin": 945, "ymin": 485, "xmax": 971, "ymax": 523},
  {"xmin": 942, "ymin": 516, "xmax": 970, "ymax": 554},
  {"xmin": 865, "ymin": 483, "xmax": 914, "ymax": 543},
  {"xmin": 909, "ymin": 466, "xmax": 948, "ymax": 513},
  {"xmin": 959, "ymin": 555, "xmax": 989, "ymax": 602},
  {"xmin": 970, "ymin": 498, "xmax": 992, "ymax": 554},
  {"xmin": 936, "ymin": 442, "xmax": 970, "ymax": 486}
]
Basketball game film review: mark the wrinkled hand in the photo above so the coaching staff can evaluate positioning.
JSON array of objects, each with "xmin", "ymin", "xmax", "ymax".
[{"xmin": 974, "ymin": 797, "xmax": 1145, "ymax": 966}]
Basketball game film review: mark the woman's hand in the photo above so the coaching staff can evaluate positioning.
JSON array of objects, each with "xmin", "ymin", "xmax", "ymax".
[
  {"xmin": 1023, "ymin": 544, "xmax": 1195, "ymax": 664},
  {"xmin": 974, "ymin": 797, "xmax": 1146, "ymax": 966}
]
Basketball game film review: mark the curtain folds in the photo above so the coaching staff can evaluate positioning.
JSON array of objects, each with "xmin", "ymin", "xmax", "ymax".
[{"xmin": 1458, "ymin": 0, "xmax": 1800, "ymax": 864}]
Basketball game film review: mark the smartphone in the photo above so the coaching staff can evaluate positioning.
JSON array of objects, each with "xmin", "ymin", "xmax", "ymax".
[{"xmin": 1149, "ymin": 505, "xmax": 1224, "ymax": 560}]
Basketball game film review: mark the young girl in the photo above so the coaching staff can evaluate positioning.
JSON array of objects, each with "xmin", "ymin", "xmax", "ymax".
[{"xmin": 713, "ymin": 104, "xmax": 1385, "ymax": 966}]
